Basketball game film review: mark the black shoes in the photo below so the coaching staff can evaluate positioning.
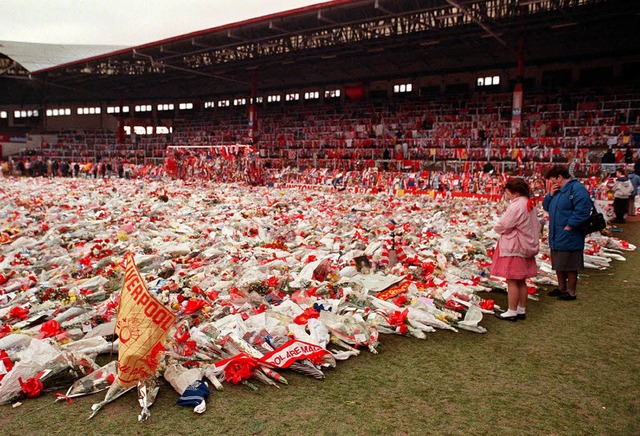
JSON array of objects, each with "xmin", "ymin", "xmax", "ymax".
[
  {"xmin": 547, "ymin": 288, "xmax": 563, "ymax": 297},
  {"xmin": 517, "ymin": 313, "xmax": 526, "ymax": 320},
  {"xmin": 557, "ymin": 292, "xmax": 577, "ymax": 301},
  {"xmin": 495, "ymin": 312, "xmax": 518, "ymax": 321},
  {"xmin": 549, "ymin": 288, "xmax": 577, "ymax": 300}
]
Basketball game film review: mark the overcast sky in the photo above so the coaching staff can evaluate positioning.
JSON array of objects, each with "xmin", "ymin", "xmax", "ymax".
[{"xmin": 1, "ymin": 0, "xmax": 330, "ymax": 46}]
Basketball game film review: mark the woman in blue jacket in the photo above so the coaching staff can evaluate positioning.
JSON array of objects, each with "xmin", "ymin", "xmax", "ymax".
[{"xmin": 542, "ymin": 165, "xmax": 592, "ymax": 300}]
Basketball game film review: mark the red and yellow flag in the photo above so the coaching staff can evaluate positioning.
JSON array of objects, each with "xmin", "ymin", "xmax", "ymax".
[{"xmin": 115, "ymin": 252, "xmax": 176, "ymax": 388}]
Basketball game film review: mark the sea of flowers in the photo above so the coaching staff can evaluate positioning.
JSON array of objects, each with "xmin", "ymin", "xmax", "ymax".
[{"xmin": 0, "ymin": 175, "xmax": 634, "ymax": 420}]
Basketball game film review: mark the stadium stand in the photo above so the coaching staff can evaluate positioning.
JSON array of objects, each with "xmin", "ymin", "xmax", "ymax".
[{"xmin": 1, "ymin": 0, "xmax": 639, "ymax": 180}]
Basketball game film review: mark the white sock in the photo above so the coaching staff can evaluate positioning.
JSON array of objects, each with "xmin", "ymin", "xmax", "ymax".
[
  {"xmin": 500, "ymin": 309, "xmax": 518, "ymax": 318},
  {"xmin": 516, "ymin": 306, "xmax": 526, "ymax": 315}
]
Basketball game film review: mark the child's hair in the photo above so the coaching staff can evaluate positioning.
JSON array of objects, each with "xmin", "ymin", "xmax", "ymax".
[{"xmin": 504, "ymin": 177, "xmax": 530, "ymax": 198}]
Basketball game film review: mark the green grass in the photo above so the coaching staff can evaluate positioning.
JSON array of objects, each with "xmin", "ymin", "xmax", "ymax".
[{"xmin": 3, "ymin": 226, "xmax": 640, "ymax": 435}]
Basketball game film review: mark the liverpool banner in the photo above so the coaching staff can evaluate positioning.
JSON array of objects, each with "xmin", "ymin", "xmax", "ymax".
[{"xmin": 115, "ymin": 252, "xmax": 176, "ymax": 387}]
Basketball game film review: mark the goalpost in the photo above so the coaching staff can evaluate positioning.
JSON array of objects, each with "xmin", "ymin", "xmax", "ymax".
[{"xmin": 164, "ymin": 144, "xmax": 262, "ymax": 184}]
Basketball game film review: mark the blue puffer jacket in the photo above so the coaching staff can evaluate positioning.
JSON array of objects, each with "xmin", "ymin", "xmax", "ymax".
[{"xmin": 542, "ymin": 178, "xmax": 592, "ymax": 251}]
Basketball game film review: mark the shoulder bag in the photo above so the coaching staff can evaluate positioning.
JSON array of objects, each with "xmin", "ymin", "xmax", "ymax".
[{"xmin": 569, "ymin": 184, "xmax": 606, "ymax": 235}]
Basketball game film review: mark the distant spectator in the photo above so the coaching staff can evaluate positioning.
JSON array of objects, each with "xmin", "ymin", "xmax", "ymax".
[
  {"xmin": 627, "ymin": 168, "xmax": 640, "ymax": 216},
  {"xmin": 602, "ymin": 148, "xmax": 616, "ymax": 164},
  {"xmin": 483, "ymin": 161, "xmax": 495, "ymax": 173},
  {"xmin": 601, "ymin": 148, "xmax": 616, "ymax": 174},
  {"xmin": 612, "ymin": 168, "xmax": 634, "ymax": 223},
  {"xmin": 624, "ymin": 147, "xmax": 633, "ymax": 164}
]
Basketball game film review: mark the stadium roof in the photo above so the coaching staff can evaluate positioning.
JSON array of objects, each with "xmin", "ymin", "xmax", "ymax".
[
  {"xmin": 1, "ymin": 0, "xmax": 639, "ymax": 105},
  {"xmin": 0, "ymin": 40, "xmax": 127, "ymax": 74}
]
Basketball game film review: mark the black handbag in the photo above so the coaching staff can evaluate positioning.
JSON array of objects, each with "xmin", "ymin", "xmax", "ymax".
[
  {"xmin": 569, "ymin": 184, "xmax": 607, "ymax": 235},
  {"xmin": 578, "ymin": 203, "xmax": 607, "ymax": 235}
]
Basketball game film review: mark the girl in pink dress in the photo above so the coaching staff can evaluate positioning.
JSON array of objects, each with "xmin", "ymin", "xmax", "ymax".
[{"xmin": 491, "ymin": 178, "xmax": 541, "ymax": 321}]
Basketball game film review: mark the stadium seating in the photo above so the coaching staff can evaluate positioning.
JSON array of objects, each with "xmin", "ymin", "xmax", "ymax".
[{"xmin": 32, "ymin": 88, "xmax": 640, "ymax": 177}]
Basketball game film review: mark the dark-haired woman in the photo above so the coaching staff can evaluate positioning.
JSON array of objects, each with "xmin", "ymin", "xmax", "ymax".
[
  {"xmin": 542, "ymin": 165, "xmax": 592, "ymax": 301},
  {"xmin": 491, "ymin": 178, "xmax": 541, "ymax": 321}
]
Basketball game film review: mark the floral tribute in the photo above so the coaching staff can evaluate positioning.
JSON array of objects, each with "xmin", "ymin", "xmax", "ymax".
[{"xmin": 0, "ymin": 177, "xmax": 633, "ymax": 420}]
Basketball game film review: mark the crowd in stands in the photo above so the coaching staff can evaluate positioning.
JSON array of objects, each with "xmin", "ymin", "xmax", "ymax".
[{"xmin": 4, "ymin": 88, "xmax": 640, "ymax": 186}]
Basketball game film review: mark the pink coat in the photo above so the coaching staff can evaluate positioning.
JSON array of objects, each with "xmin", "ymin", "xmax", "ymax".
[{"xmin": 494, "ymin": 196, "xmax": 541, "ymax": 258}]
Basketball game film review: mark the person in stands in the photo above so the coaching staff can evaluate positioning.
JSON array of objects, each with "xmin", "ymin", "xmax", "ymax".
[
  {"xmin": 624, "ymin": 147, "xmax": 633, "ymax": 164},
  {"xmin": 491, "ymin": 178, "xmax": 541, "ymax": 321},
  {"xmin": 542, "ymin": 165, "xmax": 592, "ymax": 301},
  {"xmin": 601, "ymin": 148, "xmax": 616, "ymax": 175}
]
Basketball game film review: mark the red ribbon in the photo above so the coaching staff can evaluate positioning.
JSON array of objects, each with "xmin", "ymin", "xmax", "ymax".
[
  {"xmin": 479, "ymin": 299, "xmax": 495, "ymax": 310},
  {"xmin": 8, "ymin": 305, "xmax": 29, "ymax": 321},
  {"xmin": 388, "ymin": 309, "xmax": 409, "ymax": 334},
  {"xmin": 54, "ymin": 393, "xmax": 73, "ymax": 405},
  {"xmin": 219, "ymin": 354, "xmax": 258, "ymax": 384},
  {"xmin": 0, "ymin": 350, "xmax": 13, "ymax": 382},
  {"xmin": 19, "ymin": 372, "xmax": 45, "ymax": 398}
]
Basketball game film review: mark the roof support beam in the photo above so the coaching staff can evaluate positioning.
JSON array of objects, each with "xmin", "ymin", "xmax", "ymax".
[
  {"xmin": 317, "ymin": 9, "xmax": 339, "ymax": 24},
  {"xmin": 374, "ymin": 0, "xmax": 394, "ymax": 15},
  {"xmin": 268, "ymin": 20, "xmax": 288, "ymax": 33},
  {"xmin": 191, "ymin": 38, "xmax": 214, "ymax": 49},
  {"xmin": 227, "ymin": 30, "xmax": 247, "ymax": 41},
  {"xmin": 445, "ymin": 0, "xmax": 517, "ymax": 56},
  {"xmin": 160, "ymin": 45, "xmax": 181, "ymax": 55}
]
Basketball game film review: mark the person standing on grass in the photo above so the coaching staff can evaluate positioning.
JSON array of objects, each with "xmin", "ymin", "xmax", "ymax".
[
  {"xmin": 542, "ymin": 165, "xmax": 592, "ymax": 301},
  {"xmin": 611, "ymin": 168, "xmax": 634, "ymax": 223},
  {"xmin": 627, "ymin": 167, "xmax": 640, "ymax": 216},
  {"xmin": 491, "ymin": 177, "xmax": 541, "ymax": 321}
]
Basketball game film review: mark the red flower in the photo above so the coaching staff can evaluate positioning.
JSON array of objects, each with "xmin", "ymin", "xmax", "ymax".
[
  {"xmin": 79, "ymin": 256, "xmax": 92, "ymax": 267},
  {"xmin": 0, "ymin": 324, "xmax": 11, "ymax": 339},
  {"xmin": 183, "ymin": 298, "xmax": 206, "ymax": 315},
  {"xmin": 294, "ymin": 307, "xmax": 320, "ymax": 325},
  {"xmin": 392, "ymin": 294, "xmax": 408, "ymax": 307},
  {"xmin": 445, "ymin": 300, "xmax": 465, "ymax": 311}
]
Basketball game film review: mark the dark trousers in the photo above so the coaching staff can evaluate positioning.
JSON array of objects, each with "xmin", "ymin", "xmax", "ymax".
[{"xmin": 613, "ymin": 197, "xmax": 628, "ymax": 222}]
